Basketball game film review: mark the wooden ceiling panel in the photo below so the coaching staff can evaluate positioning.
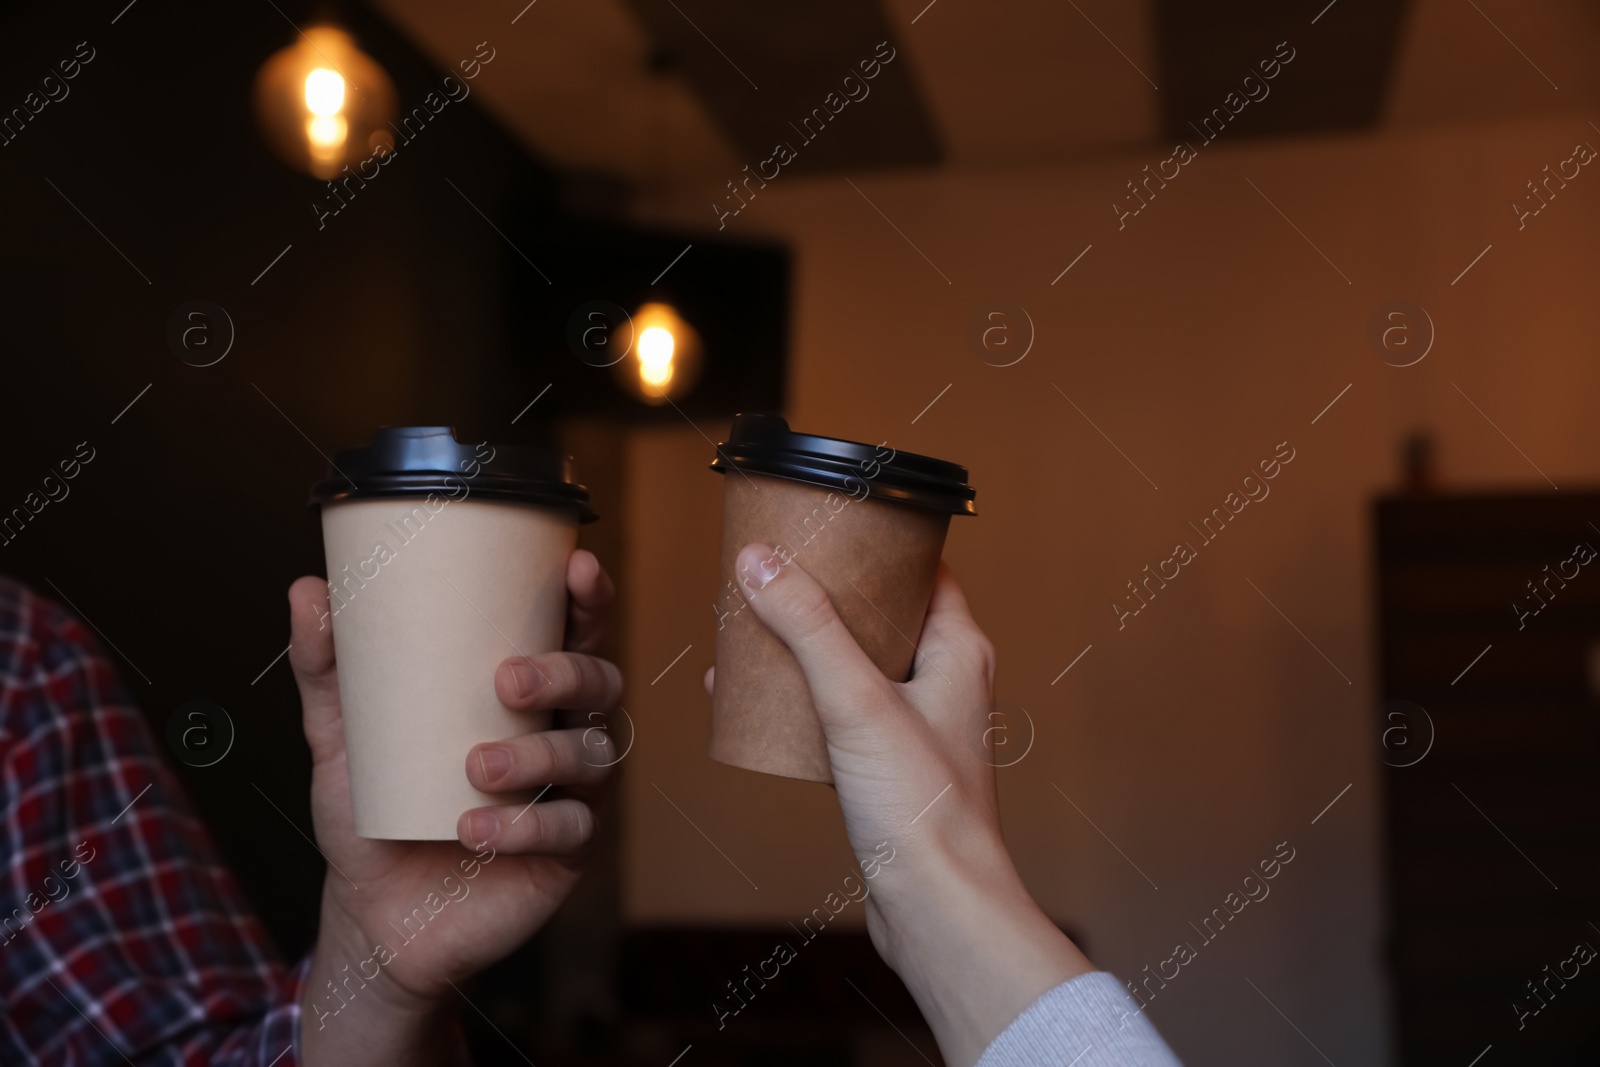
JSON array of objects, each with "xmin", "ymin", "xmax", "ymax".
[
  {"xmin": 1155, "ymin": 0, "xmax": 1410, "ymax": 143},
  {"xmin": 617, "ymin": 0, "xmax": 941, "ymax": 173}
]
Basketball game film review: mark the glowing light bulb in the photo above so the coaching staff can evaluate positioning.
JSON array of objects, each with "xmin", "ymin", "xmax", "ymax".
[
  {"xmin": 638, "ymin": 326, "xmax": 675, "ymax": 389},
  {"xmin": 615, "ymin": 302, "xmax": 699, "ymax": 403},
  {"xmin": 305, "ymin": 68, "xmax": 345, "ymax": 116},
  {"xmin": 257, "ymin": 28, "xmax": 396, "ymax": 179},
  {"xmin": 307, "ymin": 114, "xmax": 347, "ymax": 147}
]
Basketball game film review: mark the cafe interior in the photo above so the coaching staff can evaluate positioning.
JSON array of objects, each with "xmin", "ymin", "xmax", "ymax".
[{"xmin": 2, "ymin": 0, "xmax": 1598, "ymax": 1063}]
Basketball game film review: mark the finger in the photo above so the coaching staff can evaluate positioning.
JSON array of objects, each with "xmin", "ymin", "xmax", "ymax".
[
  {"xmin": 459, "ymin": 797, "xmax": 596, "ymax": 856},
  {"xmin": 467, "ymin": 728, "xmax": 615, "ymax": 793},
  {"xmin": 287, "ymin": 576, "xmax": 344, "ymax": 762},
  {"xmin": 703, "ymin": 665, "xmax": 714, "ymax": 698},
  {"xmin": 908, "ymin": 562, "xmax": 994, "ymax": 690},
  {"xmin": 565, "ymin": 550, "xmax": 614, "ymax": 655},
  {"xmin": 495, "ymin": 651, "xmax": 622, "ymax": 715},
  {"xmin": 732, "ymin": 542, "xmax": 895, "ymax": 732}
]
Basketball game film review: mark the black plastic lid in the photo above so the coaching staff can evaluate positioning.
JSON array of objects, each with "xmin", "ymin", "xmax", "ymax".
[
  {"xmin": 311, "ymin": 426, "xmax": 596, "ymax": 522},
  {"xmin": 710, "ymin": 413, "xmax": 976, "ymax": 516}
]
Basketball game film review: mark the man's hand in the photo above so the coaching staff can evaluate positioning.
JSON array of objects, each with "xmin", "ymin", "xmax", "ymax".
[{"xmin": 286, "ymin": 549, "xmax": 622, "ymax": 1065}]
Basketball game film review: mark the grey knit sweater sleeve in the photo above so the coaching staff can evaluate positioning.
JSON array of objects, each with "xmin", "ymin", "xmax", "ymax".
[{"xmin": 975, "ymin": 972, "xmax": 1182, "ymax": 1067}]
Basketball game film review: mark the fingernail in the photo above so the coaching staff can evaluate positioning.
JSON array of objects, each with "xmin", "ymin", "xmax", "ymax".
[
  {"xmin": 465, "ymin": 811, "xmax": 497, "ymax": 844},
  {"xmin": 508, "ymin": 662, "xmax": 537, "ymax": 699},
  {"xmin": 477, "ymin": 746, "xmax": 511, "ymax": 784},
  {"xmin": 741, "ymin": 551, "xmax": 782, "ymax": 592}
]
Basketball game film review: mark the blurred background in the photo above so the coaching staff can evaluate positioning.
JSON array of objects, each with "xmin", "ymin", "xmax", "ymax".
[{"xmin": 3, "ymin": 0, "xmax": 1599, "ymax": 1063}]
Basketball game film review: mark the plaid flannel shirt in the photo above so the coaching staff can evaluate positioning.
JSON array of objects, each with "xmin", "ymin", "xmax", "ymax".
[{"xmin": 0, "ymin": 577, "xmax": 308, "ymax": 1064}]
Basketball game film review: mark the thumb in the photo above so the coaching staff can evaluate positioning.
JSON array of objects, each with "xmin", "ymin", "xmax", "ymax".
[
  {"xmin": 287, "ymin": 575, "xmax": 345, "ymax": 763},
  {"xmin": 733, "ymin": 543, "xmax": 897, "ymax": 736}
]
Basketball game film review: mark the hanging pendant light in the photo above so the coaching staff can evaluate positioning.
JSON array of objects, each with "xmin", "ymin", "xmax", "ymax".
[
  {"xmin": 613, "ymin": 300, "xmax": 702, "ymax": 405},
  {"xmin": 254, "ymin": 25, "xmax": 397, "ymax": 179},
  {"xmin": 603, "ymin": 52, "xmax": 704, "ymax": 407}
]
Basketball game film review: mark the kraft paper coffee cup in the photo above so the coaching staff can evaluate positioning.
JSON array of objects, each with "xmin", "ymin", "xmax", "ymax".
[
  {"xmin": 311, "ymin": 426, "xmax": 596, "ymax": 839},
  {"xmin": 709, "ymin": 414, "xmax": 976, "ymax": 783}
]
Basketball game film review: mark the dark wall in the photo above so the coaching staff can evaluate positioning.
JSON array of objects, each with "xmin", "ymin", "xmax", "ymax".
[
  {"xmin": 0, "ymin": 0, "xmax": 572, "ymax": 956},
  {"xmin": 1, "ymin": 6, "xmax": 791, "ymax": 1062}
]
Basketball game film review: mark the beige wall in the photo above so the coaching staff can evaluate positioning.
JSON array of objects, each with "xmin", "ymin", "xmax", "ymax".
[{"xmin": 619, "ymin": 114, "xmax": 1600, "ymax": 1065}]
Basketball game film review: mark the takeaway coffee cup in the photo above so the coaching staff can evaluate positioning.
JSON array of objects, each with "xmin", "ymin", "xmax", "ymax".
[
  {"xmin": 311, "ymin": 426, "xmax": 595, "ymax": 839},
  {"xmin": 709, "ymin": 414, "xmax": 976, "ymax": 783}
]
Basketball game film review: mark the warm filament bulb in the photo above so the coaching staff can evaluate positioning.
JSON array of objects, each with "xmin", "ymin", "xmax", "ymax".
[
  {"xmin": 257, "ymin": 27, "xmax": 396, "ymax": 180},
  {"xmin": 307, "ymin": 114, "xmax": 347, "ymax": 147},
  {"xmin": 305, "ymin": 68, "xmax": 345, "ymax": 116},
  {"xmin": 638, "ymin": 326, "xmax": 675, "ymax": 388}
]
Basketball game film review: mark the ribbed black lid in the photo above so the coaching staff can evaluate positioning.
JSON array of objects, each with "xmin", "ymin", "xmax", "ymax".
[
  {"xmin": 710, "ymin": 414, "xmax": 976, "ymax": 516},
  {"xmin": 311, "ymin": 426, "xmax": 596, "ymax": 521}
]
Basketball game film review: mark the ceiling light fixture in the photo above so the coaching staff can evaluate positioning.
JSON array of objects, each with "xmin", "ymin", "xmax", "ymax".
[{"xmin": 254, "ymin": 26, "xmax": 396, "ymax": 180}]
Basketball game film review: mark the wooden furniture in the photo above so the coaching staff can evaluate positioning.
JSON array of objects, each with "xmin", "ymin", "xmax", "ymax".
[{"xmin": 1375, "ymin": 492, "xmax": 1600, "ymax": 1063}]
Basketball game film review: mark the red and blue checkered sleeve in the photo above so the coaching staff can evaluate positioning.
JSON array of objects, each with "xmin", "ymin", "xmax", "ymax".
[{"xmin": 0, "ymin": 581, "xmax": 309, "ymax": 1065}]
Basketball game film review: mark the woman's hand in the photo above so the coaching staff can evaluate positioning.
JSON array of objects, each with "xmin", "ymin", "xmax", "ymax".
[
  {"xmin": 712, "ymin": 543, "xmax": 1092, "ymax": 1067},
  {"xmin": 286, "ymin": 549, "xmax": 621, "ymax": 1066}
]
